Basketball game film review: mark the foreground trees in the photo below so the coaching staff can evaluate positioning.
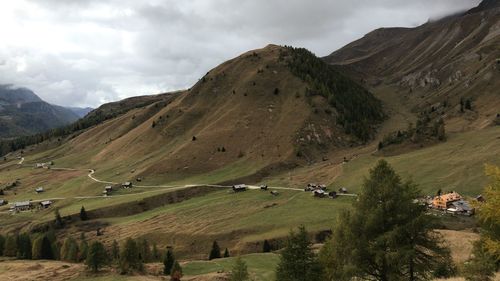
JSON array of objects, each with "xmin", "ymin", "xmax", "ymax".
[
  {"xmin": 119, "ymin": 238, "xmax": 143, "ymax": 274},
  {"xmin": 320, "ymin": 160, "xmax": 453, "ymax": 281},
  {"xmin": 230, "ymin": 256, "xmax": 249, "ymax": 281},
  {"xmin": 85, "ymin": 241, "xmax": 108, "ymax": 273},
  {"xmin": 276, "ymin": 226, "xmax": 323, "ymax": 281},
  {"xmin": 464, "ymin": 165, "xmax": 500, "ymax": 281}
]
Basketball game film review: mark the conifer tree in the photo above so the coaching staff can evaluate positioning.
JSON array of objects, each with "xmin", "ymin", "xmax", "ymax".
[
  {"xmin": 208, "ymin": 240, "xmax": 221, "ymax": 260},
  {"xmin": 16, "ymin": 233, "xmax": 32, "ymax": 259},
  {"xmin": 0, "ymin": 234, "xmax": 5, "ymax": 256},
  {"xmin": 3, "ymin": 235, "xmax": 17, "ymax": 257},
  {"xmin": 263, "ymin": 240, "xmax": 271, "ymax": 253},
  {"xmin": 79, "ymin": 240, "xmax": 89, "ymax": 262},
  {"xmin": 170, "ymin": 261, "xmax": 183, "ymax": 281},
  {"xmin": 120, "ymin": 238, "xmax": 142, "ymax": 274},
  {"xmin": 320, "ymin": 160, "xmax": 453, "ymax": 281},
  {"xmin": 163, "ymin": 248, "xmax": 175, "ymax": 275},
  {"xmin": 80, "ymin": 206, "xmax": 88, "ymax": 221},
  {"xmin": 138, "ymin": 238, "xmax": 151, "ymax": 263},
  {"xmin": 152, "ymin": 243, "xmax": 160, "ymax": 262},
  {"xmin": 229, "ymin": 256, "xmax": 249, "ymax": 281},
  {"xmin": 224, "ymin": 248, "xmax": 230, "ymax": 258},
  {"xmin": 85, "ymin": 241, "xmax": 108, "ymax": 273},
  {"xmin": 276, "ymin": 226, "xmax": 323, "ymax": 281},
  {"xmin": 111, "ymin": 240, "xmax": 120, "ymax": 261},
  {"xmin": 54, "ymin": 209, "xmax": 64, "ymax": 229}
]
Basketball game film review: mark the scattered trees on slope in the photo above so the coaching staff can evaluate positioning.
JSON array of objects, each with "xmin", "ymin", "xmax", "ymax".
[
  {"xmin": 229, "ymin": 256, "xmax": 250, "ymax": 281},
  {"xmin": 279, "ymin": 46, "xmax": 385, "ymax": 142}
]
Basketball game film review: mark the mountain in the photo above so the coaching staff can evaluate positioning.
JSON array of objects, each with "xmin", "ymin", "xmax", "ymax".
[
  {"xmin": 0, "ymin": 85, "xmax": 80, "ymax": 138},
  {"xmin": 6, "ymin": 44, "xmax": 382, "ymax": 183},
  {"xmin": 325, "ymin": 0, "xmax": 500, "ymax": 132},
  {"xmin": 66, "ymin": 106, "xmax": 94, "ymax": 118}
]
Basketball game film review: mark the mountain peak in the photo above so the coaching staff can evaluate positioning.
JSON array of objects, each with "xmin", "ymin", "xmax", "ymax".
[{"xmin": 467, "ymin": 0, "xmax": 500, "ymax": 14}]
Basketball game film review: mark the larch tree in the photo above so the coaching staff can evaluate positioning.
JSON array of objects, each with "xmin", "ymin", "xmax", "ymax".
[
  {"xmin": 320, "ymin": 160, "xmax": 453, "ymax": 281},
  {"xmin": 85, "ymin": 241, "xmax": 108, "ymax": 273},
  {"xmin": 229, "ymin": 256, "xmax": 249, "ymax": 281}
]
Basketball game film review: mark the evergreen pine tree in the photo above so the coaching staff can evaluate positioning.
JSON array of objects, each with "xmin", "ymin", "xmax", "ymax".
[
  {"xmin": 16, "ymin": 233, "xmax": 32, "ymax": 259},
  {"xmin": 208, "ymin": 241, "xmax": 221, "ymax": 260},
  {"xmin": 319, "ymin": 160, "xmax": 453, "ymax": 281},
  {"xmin": 85, "ymin": 241, "xmax": 108, "ymax": 273},
  {"xmin": 224, "ymin": 248, "xmax": 230, "ymax": 258},
  {"xmin": 3, "ymin": 235, "xmax": 17, "ymax": 257},
  {"xmin": 0, "ymin": 234, "xmax": 5, "ymax": 256},
  {"xmin": 263, "ymin": 240, "xmax": 271, "ymax": 253},
  {"xmin": 276, "ymin": 226, "xmax": 322, "ymax": 281},
  {"xmin": 40, "ymin": 235, "xmax": 54, "ymax": 260},
  {"xmin": 111, "ymin": 240, "xmax": 120, "ymax": 261},
  {"xmin": 79, "ymin": 240, "xmax": 89, "ymax": 262},
  {"xmin": 119, "ymin": 238, "xmax": 143, "ymax": 274},
  {"xmin": 229, "ymin": 256, "xmax": 249, "ymax": 281},
  {"xmin": 152, "ymin": 243, "xmax": 160, "ymax": 262},
  {"xmin": 80, "ymin": 206, "xmax": 88, "ymax": 221},
  {"xmin": 170, "ymin": 261, "xmax": 183, "ymax": 281},
  {"xmin": 54, "ymin": 209, "xmax": 64, "ymax": 229},
  {"xmin": 138, "ymin": 238, "xmax": 151, "ymax": 263},
  {"xmin": 163, "ymin": 248, "xmax": 175, "ymax": 275}
]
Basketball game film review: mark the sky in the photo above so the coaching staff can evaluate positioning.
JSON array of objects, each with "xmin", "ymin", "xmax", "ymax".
[{"xmin": 0, "ymin": 0, "xmax": 481, "ymax": 108}]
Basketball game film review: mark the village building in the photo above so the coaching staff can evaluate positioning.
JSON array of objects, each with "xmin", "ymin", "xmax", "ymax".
[
  {"xmin": 39, "ymin": 200, "xmax": 53, "ymax": 209},
  {"xmin": 232, "ymin": 184, "xmax": 247, "ymax": 192},
  {"xmin": 35, "ymin": 187, "xmax": 44, "ymax": 193},
  {"xmin": 260, "ymin": 184, "xmax": 268, "ymax": 190},
  {"xmin": 313, "ymin": 189, "xmax": 327, "ymax": 198},
  {"xmin": 0, "ymin": 199, "xmax": 7, "ymax": 206},
  {"xmin": 270, "ymin": 190, "xmax": 279, "ymax": 196},
  {"xmin": 448, "ymin": 200, "xmax": 474, "ymax": 216},
  {"xmin": 11, "ymin": 201, "xmax": 33, "ymax": 212},
  {"xmin": 329, "ymin": 191, "xmax": 337, "ymax": 198},
  {"xmin": 339, "ymin": 187, "xmax": 348, "ymax": 194},
  {"xmin": 432, "ymin": 191, "xmax": 462, "ymax": 209},
  {"xmin": 122, "ymin": 182, "xmax": 133, "ymax": 189}
]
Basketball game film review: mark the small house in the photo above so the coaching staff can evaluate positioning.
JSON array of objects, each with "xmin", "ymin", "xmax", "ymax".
[
  {"xmin": 232, "ymin": 184, "xmax": 247, "ymax": 192},
  {"xmin": 35, "ymin": 187, "xmax": 44, "ymax": 193},
  {"xmin": 11, "ymin": 201, "xmax": 33, "ymax": 212},
  {"xmin": 0, "ymin": 199, "xmax": 7, "ymax": 206},
  {"xmin": 304, "ymin": 183, "xmax": 317, "ymax": 191},
  {"xmin": 39, "ymin": 200, "xmax": 53, "ymax": 209},
  {"xmin": 34, "ymin": 163, "xmax": 44, "ymax": 169},
  {"xmin": 122, "ymin": 182, "xmax": 133, "ymax": 189},
  {"xmin": 313, "ymin": 189, "xmax": 327, "ymax": 198},
  {"xmin": 136, "ymin": 177, "xmax": 142, "ymax": 182},
  {"xmin": 339, "ymin": 187, "xmax": 348, "ymax": 194},
  {"xmin": 432, "ymin": 191, "xmax": 462, "ymax": 209},
  {"xmin": 270, "ymin": 191, "xmax": 279, "ymax": 196},
  {"xmin": 448, "ymin": 200, "xmax": 474, "ymax": 216},
  {"xmin": 260, "ymin": 184, "xmax": 268, "ymax": 190},
  {"xmin": 318, "ymin": 184, "xmax": 327, "ymax": 191},
  {"xmin": 476, "ymin": 195, "xmax": 485, "ymax": 202},
  {"xmin": 105, "ymin": 186, "xmax": 113, "ymax": 192}
]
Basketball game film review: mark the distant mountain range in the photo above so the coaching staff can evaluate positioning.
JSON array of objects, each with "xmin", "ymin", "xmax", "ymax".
[{"xmin": 0, "ymin": 85, "xmax": 92, "ymax": 138}]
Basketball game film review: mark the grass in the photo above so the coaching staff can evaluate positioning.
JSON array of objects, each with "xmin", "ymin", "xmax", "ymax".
[
  {"xmin": 183, "ymin": 253, "xmax": 280, "ymax": 280},
  {"xmin": 335, "ymin": 127, "xmax": 500, "ymax": 196}
]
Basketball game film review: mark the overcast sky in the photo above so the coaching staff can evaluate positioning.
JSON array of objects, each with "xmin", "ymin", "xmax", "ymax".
[{"xmin": 0, "ymin": 0, "xmax": 480, "ymax": 108}]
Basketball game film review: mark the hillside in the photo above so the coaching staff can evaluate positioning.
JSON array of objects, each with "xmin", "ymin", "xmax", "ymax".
[
  {"xmin": 0, "ymin": 85, "xmax": 80, "ymax": 138},
  {"xmin": 12, "ymin": 44, "xmax": 382, "ymax": 185},
  {"xmin": 325, "ymin": 0, "xmax": 500, "ymax": 132}
]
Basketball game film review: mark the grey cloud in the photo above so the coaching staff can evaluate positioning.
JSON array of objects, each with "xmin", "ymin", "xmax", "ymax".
[{"xmin": 0, "ymin": 0, "xmax": 481, "ymax": 107}]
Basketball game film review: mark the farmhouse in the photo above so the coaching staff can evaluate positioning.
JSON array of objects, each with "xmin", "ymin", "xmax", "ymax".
[
  {"xmin": 11, "ymin": 201, "xmax": 33, "ymax": 212},
  {"xmin": 448, "ymin": 200, "xmax": 474, "ymax": 216},
  {"xmin": 313, "ymin": 189, "xmax": 327, "ymax": 198},
  {"xmin": 432, "ymin": 191, "xmax": 462, "ymax": 209},
  {"xmin": 329, "ymin": 191, "xmax": 337, "ymax": 198},
  {"xmin": 122, "ymin": 182, "xmax": 133, "ymax": 189},
  {"xmin": 339, "ymin": 187, "xmax": 348, "ymax": 194},
  {"xmin": 232, "ymin": 184, "xmax": 247, "ymax": 192},
  {"xmin": 35, "ymin": 187, "xmax": 44, "ymax": 193},
  {"xmin": 260, "ymin": 184, "xmax": 268, "ymax": 190},
  {"xmin": 39, "ymin": 200, "xmax": 53, "ymax": 209},
  {"xmin": 270, "ymin": 190, "xmax": 279, "ymax": 196},
  {"xmin": 0, "ymin": 199, "xmax": 7, "ymax": 206},
  {"xmin": 305, "ymin": 183, "xmax": 317, "ymax": 191}
]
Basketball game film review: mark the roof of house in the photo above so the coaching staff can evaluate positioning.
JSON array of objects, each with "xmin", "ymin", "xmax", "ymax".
[
  {"xmin": 123, "ymin": 182, "xmax": 131, "ymax": 185},
  {"xmin": 40, "ymin": 200, "xmax": 52, "ymax": 205},
  {"xmin": 105, "ymin": 186, "xmax": 113, "ymax": 190},
  {"xmin": 233, "ymin": 184, "xmax": 247, "ymax": 189},
  {"xmin": 14, "ymin": 201, "xmax": 32, "ymax": 207},
  {"xmin": 451, "ymin": 200, "xmax": 472, "ymax": 211},
  {"xmin": 35, "ymin": 187, "xmax": 44, "ymax": 190},
  {"xmin": 435, "ymin": 192, "xmax": 462, "ymax": 202}
]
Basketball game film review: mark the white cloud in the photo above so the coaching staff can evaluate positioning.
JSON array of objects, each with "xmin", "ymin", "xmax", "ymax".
[{"xmin": 0, "ymin": 0, "xmax": 481, "ymax": 107}]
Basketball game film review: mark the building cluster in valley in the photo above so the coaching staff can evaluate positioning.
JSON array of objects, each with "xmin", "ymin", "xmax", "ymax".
[{"xmin": 427, "ymin": 191, "xmax": 478, "ymax": 216}]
